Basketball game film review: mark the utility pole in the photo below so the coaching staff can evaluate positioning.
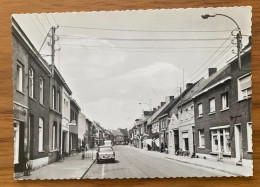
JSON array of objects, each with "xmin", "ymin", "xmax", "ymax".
[
  {"xmin": 237, "ymin": 32, "xmax": 242, "ymax": 70},
  {"xmin": 51, "ymin": 26, "xmax": 56, "ymax": 77}
]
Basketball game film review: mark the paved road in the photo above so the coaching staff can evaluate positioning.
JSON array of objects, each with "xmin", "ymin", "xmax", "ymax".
[{"xmin": 83, "ymin": 145, "xmax": 232, "ymax": 179}]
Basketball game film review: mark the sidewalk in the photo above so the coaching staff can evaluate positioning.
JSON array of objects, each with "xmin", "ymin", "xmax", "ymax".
[
  {"xmin": 127, "ymin": 146, "xmax": 253, "ymax": 176},
  {"xmin": 19, "ymin": 150, "xmax": 97, "ymax": 180}
]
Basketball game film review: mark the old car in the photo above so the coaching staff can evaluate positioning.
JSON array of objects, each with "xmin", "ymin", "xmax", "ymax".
[{"xmin": 96, "ymin": 146, "xmax": 115, "ymax": 163}]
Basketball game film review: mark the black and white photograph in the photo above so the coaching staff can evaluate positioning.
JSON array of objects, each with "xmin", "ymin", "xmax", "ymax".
[{"xmin": 12, "ymin": 6, "xmax": 252, "ymax": 180}]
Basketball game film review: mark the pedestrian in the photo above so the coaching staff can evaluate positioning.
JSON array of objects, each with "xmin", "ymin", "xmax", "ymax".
[{"xmin": 161, "ymin": 142, "xmax": 164, "ymax": 153}]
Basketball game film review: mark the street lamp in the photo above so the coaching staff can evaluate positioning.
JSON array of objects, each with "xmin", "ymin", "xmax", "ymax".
[{"xmin": 201, "ymin": 13, "xmax": 242, "ymax": 70}]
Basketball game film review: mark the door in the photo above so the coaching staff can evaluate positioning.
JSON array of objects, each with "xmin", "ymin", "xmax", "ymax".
[
  {"xmin": 235, "ymin": 124, "xmax": 242, "ymax": 164},
  {"xmin": 174, "ymin": 130, "xmax": 179, "ymax": 153}
]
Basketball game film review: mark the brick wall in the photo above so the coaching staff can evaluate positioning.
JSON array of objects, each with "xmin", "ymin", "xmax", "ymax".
[{"xmin": 28, "ymin": 54, "xmax": 50, "ymax": 161}]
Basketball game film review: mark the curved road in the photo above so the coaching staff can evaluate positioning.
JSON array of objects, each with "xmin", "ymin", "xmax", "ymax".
[{"xmin": 83, "ymin": 145, "xmax": 232, "ymax": 179}]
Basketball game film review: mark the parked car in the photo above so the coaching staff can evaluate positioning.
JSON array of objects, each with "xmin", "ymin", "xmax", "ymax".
[{"xmin": 96, "ymin": 146, "xmax": 115, "ymax": 163}]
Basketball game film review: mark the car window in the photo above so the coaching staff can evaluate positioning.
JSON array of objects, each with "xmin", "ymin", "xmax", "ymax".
[{"xmin": 99, "ymin": 147, "xmax": 113, "ymax": 152}]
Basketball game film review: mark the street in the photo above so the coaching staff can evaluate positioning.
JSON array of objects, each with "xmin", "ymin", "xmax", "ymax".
[{"xmin": 83, "ymin": 145, "xmax": 232, "ymax": 179}]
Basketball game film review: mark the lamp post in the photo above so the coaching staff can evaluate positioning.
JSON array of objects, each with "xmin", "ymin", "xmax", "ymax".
[{"xmin": 201, "ymin": 14, "xmax": 242, "ymax": 70}]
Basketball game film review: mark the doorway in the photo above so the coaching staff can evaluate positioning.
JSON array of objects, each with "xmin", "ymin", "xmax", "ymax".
[{"xmin": 235, "ymin": 124, "xmax": 242, "ymax": 165}]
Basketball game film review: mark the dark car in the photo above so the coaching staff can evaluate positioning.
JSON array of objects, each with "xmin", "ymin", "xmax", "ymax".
[{"xmin": 96, "ymin": 146, "xmax": 115, "ymax": 163}]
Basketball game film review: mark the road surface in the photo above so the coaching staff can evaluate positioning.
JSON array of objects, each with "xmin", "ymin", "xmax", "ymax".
[{"xmin": 82, "ymin": 145, "xmax": 232, "ymax": 179}]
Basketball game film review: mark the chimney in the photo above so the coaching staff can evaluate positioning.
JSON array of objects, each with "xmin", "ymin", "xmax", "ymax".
[
  {"xmin": 165, "ymin": 96, "xmax": 175, "ymax": 102},
  {"xmin": 157, "ymin": 106, "xmax": 160, "ymax": 110},
  {"xmin": 161, "ymin": 102, "xmax": 166, "ymax": 106},
  {"xmin": 153, "ymin": 108, "xmax": 157, "ymax": 112},
  {"xmin": 208, "ymin": 68, "xmax": 217, "ymax": 77},
  {"xmin": 186, "ymin": 83, "xmax": 193, "ymax": 89}
]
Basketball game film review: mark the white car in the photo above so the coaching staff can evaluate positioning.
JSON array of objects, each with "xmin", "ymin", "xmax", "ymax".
[{"xmin": 96, "ymin": 146, "xmax": 115, "ymax": 163}]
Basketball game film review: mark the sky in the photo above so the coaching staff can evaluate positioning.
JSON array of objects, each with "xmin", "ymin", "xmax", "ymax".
[{"xmin": 12, "ymin": 7, "xmax": 252, "ymax": 130}]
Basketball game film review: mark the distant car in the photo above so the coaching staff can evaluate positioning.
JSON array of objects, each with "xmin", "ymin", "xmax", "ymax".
[
  {"xmin": 96, "ymin": 146, "xmax": 115, "ymax": 163},
  {"xmin": 104, "ymin": 140, "xmax": 113, "ymax": 147}
]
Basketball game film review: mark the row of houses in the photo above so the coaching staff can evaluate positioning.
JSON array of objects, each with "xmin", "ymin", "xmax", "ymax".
[
  {"xmin": 104, "ymin": 129, "xmax": 129, "ymax": 145},
  {"xmin": 129, "ymin": 37, "xmax": 252, "ymax": 167},
  {"xmin": 12, "ymin": 18, "xmax": 108, "ymax": 177}
]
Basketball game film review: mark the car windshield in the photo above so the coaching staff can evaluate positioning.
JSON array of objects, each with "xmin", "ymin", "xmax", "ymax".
[{"xmin": 99, "ymin": 147, "xmax": 113, "ymax": 152}]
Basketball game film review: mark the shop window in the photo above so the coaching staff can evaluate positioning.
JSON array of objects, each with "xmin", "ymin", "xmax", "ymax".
[
  {"xmin": 247, "ymin": 122, "xmax": 252, "ymax": 152},
  {"xmin": 211, "ymin": 128, "xmax": 231, "ymax": 154},
  {"xmin": 14, "ymin": 122, "xmax": 19, "ymax": 164}
]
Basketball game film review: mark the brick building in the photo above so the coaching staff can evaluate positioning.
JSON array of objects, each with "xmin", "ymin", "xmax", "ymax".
[
  {"xmin": 193, "ymin": 43, "xmax": 252, "ymax": 166},
  {"xmin": 27, "ymin": 44, "xmax": 51, "ymax": 170},
  {"xmin": 12, "ymin": 19, "xmax": 30, "ymax": 174},
  {"xmin": 229, "ymin": 44, "xmax": 252, "ymax": 166},
  {"xmin": 48, "ymin": 66, "xmax": 64, "ymax": 164}
]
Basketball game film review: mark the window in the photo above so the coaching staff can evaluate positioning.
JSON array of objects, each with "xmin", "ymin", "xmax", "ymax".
[
  {"xmin": 211, "ymin": 128, "xmax": 231, "ymax": 154},
  {"xmin": 39, "ymin": 118, "xmax": 44, "ymax": 152},
  {"xmin": 238, "ymin": 74, "xmax": 252, "ymax": 100},
  {"xmin": 57, "ymin": 91, "xmax": 60, "ymax": 112},
  {"xmin": 29, "ymin": 68, "xmax": 34, "ymax": 98},
  {"xmin": 221, "ymin": 92, "xmax": 229, "ymax": 110},
  {"xmin": 209, "ymin": 98, "xmax": 216, "ymax": 113},
  {"xmin": 52, "ymin": 122, "xmax": 57, "ymax": 150},
  {"xmin": 247, "ymin": 122, "xmax": 252, "ymax": 152},
  {"xmin": 185, "ymin": 108, "xmax": 189, "ymax": 119},
  {"xmin": 52, "ymin": 86, "xmax": 56, "ymax": 110},
  {"xmin": 198, "ymin": 103, "xmax": 203, "ymax": 117},
  {"xmin": 17, "ymin": 62, "xmax": 23, "ymax": 92},
  {"xmin": 199, "ymin": 129, "xmax": 205, "ymax": 147},
  {"xmin": 39, "ymin": 78, "xmax": 44, "ymax": 104}
]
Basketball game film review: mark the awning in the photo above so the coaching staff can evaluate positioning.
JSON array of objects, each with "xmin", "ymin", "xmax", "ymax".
[
  {"xmin": 145, "ymin": 139, "xmax": 153, "ymax": 146},
  {"xmin": 155, "ymin": 138, "xmax": 160, "ymax": 147}
]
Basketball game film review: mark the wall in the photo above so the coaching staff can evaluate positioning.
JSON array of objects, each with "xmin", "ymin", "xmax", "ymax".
[{"xmin": 28, "ymin": 53, "xmax": 50, "ymax": 163}]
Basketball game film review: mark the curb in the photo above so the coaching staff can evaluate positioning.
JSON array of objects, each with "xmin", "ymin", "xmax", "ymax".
[
  {"xmin": 127, "ymin": 146, "xmax": 245, "ymax": 176},
  {"xmin": 164, "ymin": 156, "xmax": 243, "ymax": 176},
  {"xmin": 80, "ymin": 158, "xmax": 97, "ymax": 179}
]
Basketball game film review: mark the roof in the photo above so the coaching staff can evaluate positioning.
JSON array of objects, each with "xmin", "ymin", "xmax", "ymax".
[
  {"xmin": 118, "ymin": 128, "xmax": 128, "ymax": 136},
  {"xmin": 50, "ymin": 65, "xmax": 73, "ymax": 95},
  {"xmin": 12, "ymin": 17, "xmax": 51, "ymax": 75},
  {"xmin": 175, "ymin": 78, "xmax": 206, "ymax": 108},
  {"xmin": 70, "ymin": 98, "xmax": 81, "ymax": 111},
  {"xmin": 193, "ymin": 64, "xmax": 231, "ymax": 99},
  {"xmin": 111, "ymin": 130, "xmax": 124, "ymax": 136},
  {"xmin": 151, "ymin": 83, "xmax": 196, "ymax": 122}
]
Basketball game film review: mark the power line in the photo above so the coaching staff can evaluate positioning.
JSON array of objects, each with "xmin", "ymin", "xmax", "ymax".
[
  {"xmin": 51, "ymin": 14, "xmax": 58, "ymax": 26},
  {"xmin": 35, "ymin": 14, "xmax": 48, "ymax": 34},
  {"xmin": 189, "ymin": 43, "xmax": 234, "ymax": 82},
  {"xmin": 187, "ymin": 34, "xmax": 232, "ymax": 81},
  {"xmin": 58, "ymin": 43, "xmax": 231, "ymax": 50},
  {"xmin": 44, "ymin": 13, "xmax": 52, "ymax": 27},
  {"xmin": 58, "ymin": 45, "xmax": 233, "ymax": 53},
  {"xmin": 28, "ymin": 15, "xmax": 45, "ymax": 37},
  {"xmin": 58, "ymin": 34, "xmax": 233, "ymax": 42},
  {"xmin": 59, "ymin": 25, "xmax": 234, "ymax": 33}
]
